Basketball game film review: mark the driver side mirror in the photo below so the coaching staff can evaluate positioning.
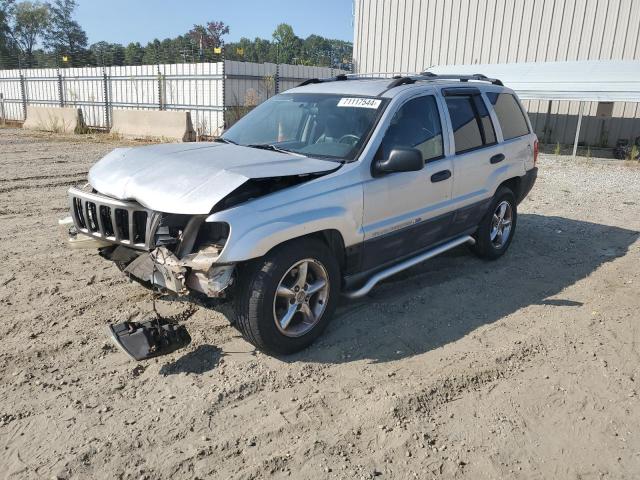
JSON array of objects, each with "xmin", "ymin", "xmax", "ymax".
[{"xmin": 373, "ymin": 148, "xmax": 424, "ymax": 177}]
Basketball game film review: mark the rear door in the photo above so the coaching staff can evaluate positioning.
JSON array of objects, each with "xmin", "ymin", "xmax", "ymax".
[
  {"xmin": 485, "ymin": 91, "xmax": 535, "ymax": 175},
  {"xmin": 440, "ymin": 87, "xmax": 503, "ymax": 236},
  {"xmin": 360, "ymin": 93, "xmax": 454, "ymax": 271}
]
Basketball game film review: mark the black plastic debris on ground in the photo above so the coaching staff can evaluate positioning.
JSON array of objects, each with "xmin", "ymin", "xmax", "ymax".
[{"xmin": 107, "ymin": 319, "xmax": 191, "ymax": 361}]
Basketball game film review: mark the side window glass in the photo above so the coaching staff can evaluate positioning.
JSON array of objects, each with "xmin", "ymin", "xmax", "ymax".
[
  {"xmin": 487, "ymin": 92, "xmax": 531, "ymax": 140},
  {"xmin": 444, "ymin": 96, "xmax": 484, "ymax": 153},
  {"xmin": 378, "ymin": 96, "xmax": 444, "ymax": 163}
]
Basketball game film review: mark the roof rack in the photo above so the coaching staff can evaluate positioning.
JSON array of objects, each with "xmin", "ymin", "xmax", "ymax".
[
  {"xmin": 297, "ymin": 73, "xmax": 350, "ymax": 87},
  {"xmin": 418, "ymin": 72, "xmax": 504, "ymax": 86},
  {"xmin": 297, "ymin": 71, "xmax": 503, "ymax": 89}
]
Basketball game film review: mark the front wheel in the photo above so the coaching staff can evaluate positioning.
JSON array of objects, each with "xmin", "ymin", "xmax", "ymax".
[
  {"xmin": 470, "ymin": 186, "xmax": 517, "ymax": 260},
  {"xmin": 234, "ymin": 238, "xmax": 340, "ymax": 354}
]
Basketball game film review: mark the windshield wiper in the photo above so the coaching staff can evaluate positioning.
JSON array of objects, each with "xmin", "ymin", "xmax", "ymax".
[
  {"xmin": 214, "ymin": 137, "xmax": 238, "ymax": 145},
  {"xmin": 246, "ymin": 143, "xmax": 307, "ymax": 157}
]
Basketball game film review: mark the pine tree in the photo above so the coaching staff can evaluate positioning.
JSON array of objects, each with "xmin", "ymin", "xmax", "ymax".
[{"xmin": 44, "ymin": 0, "xmax": 87, "ymax": 66}]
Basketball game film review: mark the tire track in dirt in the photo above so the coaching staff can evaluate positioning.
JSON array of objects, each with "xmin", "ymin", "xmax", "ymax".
[
  {"xmin": 0, "ymin": 177, "xmax": 87, "ymax": 194},
  {"xmin": 391, "ymin": 342, "xmax": 547, "ymax": 434},
  {"xmin": 0, "ymin": 172, "xmax": 87, "ymax": 182}
]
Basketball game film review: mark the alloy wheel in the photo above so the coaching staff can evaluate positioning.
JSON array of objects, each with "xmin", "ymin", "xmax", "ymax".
[
  {"xmin": 272, "ymin": 259, "xmax": 330, "ymax": 338},
  {"xmin": 490, "ymin": 200, "xmax": 513, "ymax": 249}
]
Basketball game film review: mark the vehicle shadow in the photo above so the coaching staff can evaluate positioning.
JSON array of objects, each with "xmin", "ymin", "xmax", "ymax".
[
  {"xmin": 159, "ymin": 344, "xmax": 224, "ymax": 375},
  {"xmin": 287, "ymin": 213, "xmax": 639, "ymax": 364}
]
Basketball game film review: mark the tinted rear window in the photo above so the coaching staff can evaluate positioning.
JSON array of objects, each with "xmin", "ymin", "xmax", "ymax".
[
  {"xmin": 487, "ymin": 92, "xmax": 530, "ymax": 140},
  {"xmin": 445, "ymin": 95, "xmax": 496, "ymax": 154}
]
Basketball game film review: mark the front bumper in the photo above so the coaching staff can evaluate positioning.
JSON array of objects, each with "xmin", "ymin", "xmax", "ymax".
[
  {"xmin": 104, "ymin": 244, "xmax": 235, "ymax": 298},
  {"xmin": 59, "ymin": 216, "xmax": 113, "ymax": 249}
]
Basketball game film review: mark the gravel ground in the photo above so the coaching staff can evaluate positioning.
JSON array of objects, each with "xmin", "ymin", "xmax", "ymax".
[{"xmin": 1, "ymin": 127, "xmax": 640, "ymax": 480}]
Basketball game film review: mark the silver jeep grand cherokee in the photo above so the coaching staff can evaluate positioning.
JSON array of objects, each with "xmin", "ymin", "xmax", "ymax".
[{"xmin": 64, "ymin": 72, "xmax": 538, "ymax": 354}]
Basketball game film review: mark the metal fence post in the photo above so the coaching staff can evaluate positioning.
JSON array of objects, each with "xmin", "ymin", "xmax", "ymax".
[
  {"xmin": 275, "ymin": 64, "xmax": 280, "ymax": 95},
  {"xmin": 157, "ymin": 68, "xmax": 165, "ymax": 111},
  {"xmin": 221, "ymin": 57, "xmax": 226, "ymax": 130},
  {"xmin": 57, "ymin": 70, "xmax": 64, "ymax": 107},
  {"xmin": 19, "ymin": 73, "xmax": 27, "ymax": 121},
  {"xmin": 572, "ymin": 101, "xmax": 585, "ymax": 158},
  {"xmin": 0, "ymin": 93, "xmax": 5, "ymax": 125},
  {"xmin": 102, "ymin": 68, "xmax": 110, "ymax": 130}
]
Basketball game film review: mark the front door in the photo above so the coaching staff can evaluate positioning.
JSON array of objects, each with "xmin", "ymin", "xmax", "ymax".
[{"xmin": 361, "ymin": 94, "xmax": 454, "ymax": 272}]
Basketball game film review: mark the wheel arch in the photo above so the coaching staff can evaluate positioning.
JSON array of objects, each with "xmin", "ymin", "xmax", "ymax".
[
  {"xmin": 265, "ymin": 229, "xmax": 348, "ymax": 271},
  {"xmin": 497, "ymin": 176, "xmax": 522, "ymax": 201}
]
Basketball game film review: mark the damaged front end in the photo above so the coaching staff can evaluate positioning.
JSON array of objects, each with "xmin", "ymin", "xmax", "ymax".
[
  {"xmin": 64, "ymin": 185, "xmax": 235, "ymax": 298},
  {"xmin": 102, "ymin": 218, "xmax": 235, "ymax": 298}
]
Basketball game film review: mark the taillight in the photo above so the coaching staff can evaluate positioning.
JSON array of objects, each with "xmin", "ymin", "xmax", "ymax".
[{"xmin": 533, "ymin": 139, "xmax": 539, "ymax": 166}]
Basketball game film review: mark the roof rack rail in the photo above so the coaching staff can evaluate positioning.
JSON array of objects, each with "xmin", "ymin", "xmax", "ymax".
[
  {"xmin": 297, "ymin": 73, "xmax": 351, "ymax": 87},
  {"xmin": 417, "ymin": 72, "xmax": 504, "ymax": 86},
  {"xmin": 386, "ymin": 77, "xmax": 416, "ymax": 89},
  {"xmin": 376, "ymin": 72, "xmax": 503, "ymax": 96},
  {"xmin": 297, "ymin": 71, "xmax": 504, "ymax": 89},
  {"xmin": 298, "ymin": 78, "xmax": 322, "ymax": 86}
]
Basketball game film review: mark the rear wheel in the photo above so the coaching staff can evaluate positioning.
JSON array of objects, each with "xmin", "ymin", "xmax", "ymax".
[
  {"xmin": 470, "ymin": 187, "xmax": 517, "ymax": 260},
  {"xmin": 234, "ymin": 238, "xmax": 340, "ymax": 354}
]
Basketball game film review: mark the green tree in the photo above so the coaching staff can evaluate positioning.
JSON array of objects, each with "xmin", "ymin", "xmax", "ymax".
[
  {"xmin": 303, "ymin": 34, "xmax": 330, "ymax": 66},
  {"xmin": 7, "ymin": 1, "xmax": 49, "ymax": 67},
  {"xmin": 124, "ymin": 41, "xmax": 144, "ymax": 65},
  {"xmin": 142, "ymin": 38, "xmax": 161, "ymax": 65},
  {"xmin": 90, "ymin": 41, "xmax": 125, "ymax": 66},
  {"xmin": 272, "ymin": 23, "xmax": 301, "ymax": 64},
  {"xmin": 252, "ymin": 37, "xmax": 272, "ymax": 63},
  {"xmin": 44, "ymin": 0, "xmax": 88, "ymax": 66},
  {"xmin": 0, "ymin": 0, "xmax": 15, "ymax": 68}
]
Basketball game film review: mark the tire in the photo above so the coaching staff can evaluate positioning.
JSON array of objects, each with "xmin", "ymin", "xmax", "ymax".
[
  {"xmin": 470, "ymin": 186, "xmax": 518, "ymax": 260},
  {"xmin": 234, "ymin": 238, "xmax": 341, "ymax": 354}
]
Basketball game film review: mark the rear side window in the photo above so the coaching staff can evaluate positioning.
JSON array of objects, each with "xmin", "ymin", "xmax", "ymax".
[
  {"xmin": 487, "ymin": 92, "xmax": 530, "ymax": 140},
  {"xmin": 444, "ymin": 95, "xmax": 496, "ymax": 154}
]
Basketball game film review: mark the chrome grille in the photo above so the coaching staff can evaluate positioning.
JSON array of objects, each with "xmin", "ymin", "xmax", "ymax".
[{"xmin": 68, "ymin": 186, "xmax": 159, "ymax": 250}]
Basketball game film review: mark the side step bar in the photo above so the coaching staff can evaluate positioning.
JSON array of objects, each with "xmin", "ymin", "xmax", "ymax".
[{"xmin": 343, "ymin": 235, "xmax": 476, "ymax": 299}]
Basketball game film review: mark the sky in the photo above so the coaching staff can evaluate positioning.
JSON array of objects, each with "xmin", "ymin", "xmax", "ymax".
[{"xmin": 75, "ymin": 0, "xmax": 355, "ymax": 46}]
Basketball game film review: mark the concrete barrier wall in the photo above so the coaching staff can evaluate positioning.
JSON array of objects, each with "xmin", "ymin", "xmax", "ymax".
[
  {"xmin": 23, "ymin": 106, "xmax": 86, "ymax": 133},
  {"xmin": 111, "ymin": 109, "xmax": 196, "ymax": 142}
]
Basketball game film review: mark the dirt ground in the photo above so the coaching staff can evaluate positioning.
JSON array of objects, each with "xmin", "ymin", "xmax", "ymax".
[{"xmin": 1, "ymin": 126, "xmax": 639, "ymax": 480}]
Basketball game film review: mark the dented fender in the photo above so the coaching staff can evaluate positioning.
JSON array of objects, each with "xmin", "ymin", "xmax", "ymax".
[{"xmin": 205, "ymin": 180, "xmax": 364, "ymax": 263}]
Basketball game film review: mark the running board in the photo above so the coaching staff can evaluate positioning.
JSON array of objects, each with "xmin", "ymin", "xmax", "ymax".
[{"xmin": 342, "ymin": 235, "xmax": 476, "ymax": 299}]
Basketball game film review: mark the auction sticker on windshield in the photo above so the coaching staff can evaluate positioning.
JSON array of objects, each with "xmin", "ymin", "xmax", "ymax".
[{"xmin": 337, "ymin": 97, "xmax": 382, "ymax": 109}]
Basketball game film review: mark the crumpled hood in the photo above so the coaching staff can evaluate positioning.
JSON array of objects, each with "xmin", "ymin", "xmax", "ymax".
[{"xmin": 88, "ymin": 142, "xmax": 338, "ymax": 214}]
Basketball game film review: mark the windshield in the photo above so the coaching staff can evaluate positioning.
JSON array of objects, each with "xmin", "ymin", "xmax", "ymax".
[{"xmin": 222, "ymin": 93, "xmax": 386, "ymax": 161}]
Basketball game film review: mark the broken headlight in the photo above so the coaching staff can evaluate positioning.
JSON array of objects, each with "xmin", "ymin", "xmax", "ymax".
[
  {"xmin": 193, "ymin": 222, "xmax": 230, "ymax": 250},
  {"xmin": 154, "ymin": 213, "xmax": 192, "ymax": 247}
]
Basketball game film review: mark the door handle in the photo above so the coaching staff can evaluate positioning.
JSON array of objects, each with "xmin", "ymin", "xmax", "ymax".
[
  {"xmin": 490, "ymin": 153, "xmax": 505, "ymax": 164},
  {"xmin": 430, "ymin": 170, "xmax": 451, "ymax": 182}
]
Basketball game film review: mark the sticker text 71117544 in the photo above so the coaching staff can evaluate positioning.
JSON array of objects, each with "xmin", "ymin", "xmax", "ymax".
[{"xmin": 337, "ymin": 97, "xmax": 382, "ymax": 109}]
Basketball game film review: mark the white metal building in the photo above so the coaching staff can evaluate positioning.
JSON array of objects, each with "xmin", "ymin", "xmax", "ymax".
[{"xmin": 353, "ymin": 0, "xmax": 640, "ymax": 148}]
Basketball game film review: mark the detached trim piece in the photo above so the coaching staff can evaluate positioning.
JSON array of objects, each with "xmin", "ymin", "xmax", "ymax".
[{"xmin": 343, "ymin": 235, "xmax": 475, "ymax": 299}]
